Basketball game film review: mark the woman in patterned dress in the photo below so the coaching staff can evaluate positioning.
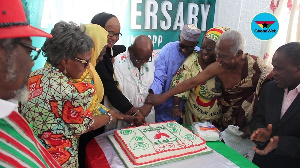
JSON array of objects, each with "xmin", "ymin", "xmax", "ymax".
[
  {"xmin": 171, "ymin": 27, "xmax": 229, "ymax": 126},
  {"xmin": 20, "ymin": 21, "xmax": 119, "ymax": 167}
]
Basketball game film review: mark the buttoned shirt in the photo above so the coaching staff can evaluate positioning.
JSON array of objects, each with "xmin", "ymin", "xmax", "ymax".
[{"xmin": 281, "ymin": 84, "xmax": 300, "ymax": 118}]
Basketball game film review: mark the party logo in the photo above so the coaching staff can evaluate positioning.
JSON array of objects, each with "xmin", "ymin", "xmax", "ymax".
[{"xmin": 251, "ymin": 13, "xmax": 279, "ymax": 40}]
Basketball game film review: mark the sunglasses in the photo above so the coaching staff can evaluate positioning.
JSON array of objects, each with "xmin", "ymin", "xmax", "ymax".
[
  {"xmin": 179, "ymin": 43, "xmax": 195, "ymax": 51},
  {"xmin": 131, "ymin": 51, "xmax": 152, "ymax": 64},
  {"xmin": 74, "ymin": 57, "xmax": 91, "ymax": 68},
  {"xmin": 15, "ymin": 40, "xmax": 41, "ymax": 61}
]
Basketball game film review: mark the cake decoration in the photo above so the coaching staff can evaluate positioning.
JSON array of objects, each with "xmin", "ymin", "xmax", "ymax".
[{"xmin": 108, "ymin": 121, "xmax": 213, "ymax": 167}]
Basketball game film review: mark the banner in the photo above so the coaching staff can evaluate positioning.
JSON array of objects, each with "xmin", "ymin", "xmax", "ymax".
[
  {"xmin": 120, "ymin": 0, "xmax": 217, "ymax": 48},
  {"xmin": 22, "ymin": 0, "xmax": 217, "ymax": 70}
]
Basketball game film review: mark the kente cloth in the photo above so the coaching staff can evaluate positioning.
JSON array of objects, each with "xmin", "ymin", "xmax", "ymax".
[
  {"xmin": 0, "ymin": 99, "xmax": 61, "ymax": 168},
  {"xmin": 171, "ymin": 52, "xmax": 222, "ymax": 125},
  {"xmin": 150, "ymin": 41, "xmax": 189, "ymax": 122},
  {"xmin": 104, "ymin": 51, "xmax": 158, "ymax": 131},
  {"xmin": 20, "ymin": 67, "xmax": 96, "ymax": 168},
  {"xmin": 204, "ymin": 26, "xmax": 230, "ymax": 42},
  {"xmin": 221, "ymin": 54, "xmax": 273, "ymax": 129}
]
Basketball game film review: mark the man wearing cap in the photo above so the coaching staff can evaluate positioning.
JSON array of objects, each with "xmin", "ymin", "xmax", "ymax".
[
  {"xmin": 148, "ymin": 24, "xmax": 201, "ymax": 123},
  {"xmin": 0, "ymin": 0, "xmax": 60, "ymax": 167}
]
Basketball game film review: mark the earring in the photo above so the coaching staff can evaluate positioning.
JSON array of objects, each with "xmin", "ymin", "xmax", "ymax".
[{"xmin": 63, "ymin": 66, "xmax": 67, "ymax": 75}]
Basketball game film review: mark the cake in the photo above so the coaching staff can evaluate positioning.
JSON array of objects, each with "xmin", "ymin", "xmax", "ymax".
[{"xmin": 108, "ymin": 121, "xmax": 212, "ymax": 167}]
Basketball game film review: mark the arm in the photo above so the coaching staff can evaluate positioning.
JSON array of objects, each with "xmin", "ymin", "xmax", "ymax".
[
  {"xmin": 146, "ymin": 62, "xmax": 224, "ymax": 105},
  {"xmin": 87, "ymin": 109, "xmax": 124, "ymax": 131},
  {"xmin": 251, "ymin": 84, "xmax": 268, "ymax": 133},
  {"xmin": 149, "ymin": 48, "xmax": 168, "ymax": 94},
  {"xmin": 95, "ymin": 58, "xmax": 133, "ymax": 113}
]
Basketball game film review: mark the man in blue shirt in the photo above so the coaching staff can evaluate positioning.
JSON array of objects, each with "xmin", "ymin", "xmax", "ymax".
[{"xmin": 149, "ymin": 24, "xmax": 201, "ymax": 122}]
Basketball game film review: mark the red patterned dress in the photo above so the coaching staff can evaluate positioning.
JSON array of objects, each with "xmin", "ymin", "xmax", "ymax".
[{"xmin": 20, "ymin": 66, "xmax": 96, "ymax": 167}]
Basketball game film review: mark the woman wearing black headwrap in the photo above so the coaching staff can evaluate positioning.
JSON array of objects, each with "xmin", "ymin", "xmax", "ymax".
[{"xmin": 91, "ymin": 12, "xmax": 138, "ymax": 120}]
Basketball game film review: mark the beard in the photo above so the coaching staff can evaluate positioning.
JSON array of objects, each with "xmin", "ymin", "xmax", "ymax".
[{"xmin": 13, "ymin": 85, "xmax": 29, "ymax": 102}]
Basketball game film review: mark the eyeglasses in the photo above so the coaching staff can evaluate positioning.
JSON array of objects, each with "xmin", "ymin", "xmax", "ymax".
[
  {"xmin": 74, "ymin": 57, "xmax": 91, "ymax": 68},
  {"xmin": 107, "ymin": 31, "xmax": 122, "ymax": 38},
  {"xmin": 179, "ymin": 43, "xmax": 195, "ymax": 51},
  {"xmin": 15, "ymin": 40, "xmax": 41, "ymax": 61},
  {"xmin": 200, "ymin": 46, "xmax": 214, "ymax": 52},
  {"xmin": 132, "ymin": 52, "xmax": 152, "ymax": 64}
]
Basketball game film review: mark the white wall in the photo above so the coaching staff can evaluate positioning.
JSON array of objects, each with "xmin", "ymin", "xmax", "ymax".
[{"xmin": 215, "ymin": 0, "xmax": 270, "ymax": 57}]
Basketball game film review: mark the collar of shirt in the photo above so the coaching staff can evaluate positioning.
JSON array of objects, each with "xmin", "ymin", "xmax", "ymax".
[
  {"xmin": 284, "ymin": 83, "xmax": 300, "ymax": 94},
  {"xmin": 0, "ymin": 98, "xmax": 18, "ymax": 118}
]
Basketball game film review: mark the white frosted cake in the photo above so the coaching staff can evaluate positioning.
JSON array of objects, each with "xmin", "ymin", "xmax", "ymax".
[{"xmin": 108, "ymin": 121, "xmax": 212, "ymax": 167}]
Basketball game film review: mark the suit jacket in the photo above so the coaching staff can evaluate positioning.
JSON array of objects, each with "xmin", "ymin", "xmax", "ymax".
[{"xmin": 251, "ymin": 81, "xmax": 300, "ymax": 168}]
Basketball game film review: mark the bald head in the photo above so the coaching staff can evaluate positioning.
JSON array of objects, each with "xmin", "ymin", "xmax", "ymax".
[
  {"xmin": 129, "ymin": 35, "xmax": 153, "ymax": 69},
  {"xmin": 132, "ymin": 35, "xmax": 153, "ymax": 51}
]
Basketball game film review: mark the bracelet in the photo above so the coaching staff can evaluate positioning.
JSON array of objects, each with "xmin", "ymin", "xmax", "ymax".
[
  {"xmin": 106, "ymin": 112, "xmax": 113, "ymax": 125},
  {"xmin": 132, "ymin": 110, "xmax": 140, "ymax": 117},
  {"xmin": 173, "ymin": 105, "xmax": 180, "ymax": 108}
]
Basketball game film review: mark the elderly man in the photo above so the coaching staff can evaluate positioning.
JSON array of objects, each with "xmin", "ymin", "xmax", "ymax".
[
  {"xmin": 104, "ymin": 35, "xmax": 155, "ymax": 130},
  {"xmin": 146, "ymin": 30, "xmax": 273, "ymax": 137},
  {"xmin": 250, "ymin": 42, "xmax": 300, "ymax": 167},
  {"xmin": 149, "ymin": 24, "xmax": 201, "ymax": 123},
  {"xmin": 0, "ymin": 0, "xmax": 60, "ymax": 167}
]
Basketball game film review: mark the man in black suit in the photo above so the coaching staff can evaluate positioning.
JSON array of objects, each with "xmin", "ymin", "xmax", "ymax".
[{"xmin": 250, "ymin": 42, "xmax": 300, "ymax": 168}]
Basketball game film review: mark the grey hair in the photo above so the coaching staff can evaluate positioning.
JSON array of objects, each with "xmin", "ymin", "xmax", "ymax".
[
  {"xmin": 0, "ymin": 38, "xmax": 18, "ymax": 81},
  {"xmin": 42, "ymin": 21, "xmax": 94, "ymax": 67},
  {"xmin": 216, "ymin": 30, "xmax": 246, "ymax": 55}
]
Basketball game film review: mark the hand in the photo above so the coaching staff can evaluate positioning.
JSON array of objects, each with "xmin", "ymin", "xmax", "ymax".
[
  {"xmin": 253, "ymin": 136, "xmax": 279, "ymax": 155},
  {"xmin": 118, "ymin": 113, "xmax": 137, "ymax": 124},
  {"xmin": 108, "ymin": 110, "xmax": 123, "ymax": 123},
  {"xmin": 171, "ymin": 106, "xmax": 183, "ymax": 118},
  {"xmin": 145, "ymin": 93, "xmax": 166, "ymax": 106},
  {"xmin": 133, "ymin": 111, "xmax": 146, "ymax": 126},
  {"xmin": 250, "ymin": 124, "xmax": 272, "ymax": 142},
  {"xmin": 240, "ymin": 125, "xmax": 251, "ymax": 139},
  {"xmin": 138, "ymin": 104, "xmax": 153, "ymax": 117}
]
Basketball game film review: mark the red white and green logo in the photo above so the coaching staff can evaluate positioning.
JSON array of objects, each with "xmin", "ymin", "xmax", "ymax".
[{"xmin": 251, "ymin": 13, "xmax": 279, "ymax": 40}]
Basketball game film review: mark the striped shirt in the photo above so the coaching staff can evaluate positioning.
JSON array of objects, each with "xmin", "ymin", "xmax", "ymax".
[{"xmin": 0, "ymin": 99, "xmax": 60, "ymax": 168}]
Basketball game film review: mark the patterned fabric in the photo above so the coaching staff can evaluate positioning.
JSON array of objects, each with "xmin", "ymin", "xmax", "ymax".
[
  {"xmin": 71, "ymin": 70, "xmax": 109, "ymax": 116},
  {"xmin": 221, "ymin": 54, "xmax": 273, "ymax": 129},
  {"xmin": 205, "ymin": 27, "xmax": 230, "ymax": 42},
  {"xmin": 20, "ymin": 67, "xmax": 96, "ymax": 167},
  {"xmin": 171, "ymin": 52, "xmax": 222, "ymax": 125},
  {"xmin": 0, "ymin": 99, "xmax": 61, "ymax": 168}
]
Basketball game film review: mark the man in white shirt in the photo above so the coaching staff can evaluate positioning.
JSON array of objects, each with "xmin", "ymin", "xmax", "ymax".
[{"xmin": 105, "ymin": 35, "xmax": 155, "ymax": 130}]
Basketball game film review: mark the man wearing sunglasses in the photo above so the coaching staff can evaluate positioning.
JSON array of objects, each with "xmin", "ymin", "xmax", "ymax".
[
  {"xmin": 0, "ymin": 0, "xmax": 60, "ymax": 167},
  {"xmin": 104, "ymin": 35, "xmax": 155, "ymax": 130},
  {"xmin": 149, "ymin": 24, "xmax": 201, "ymax": 123}
]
